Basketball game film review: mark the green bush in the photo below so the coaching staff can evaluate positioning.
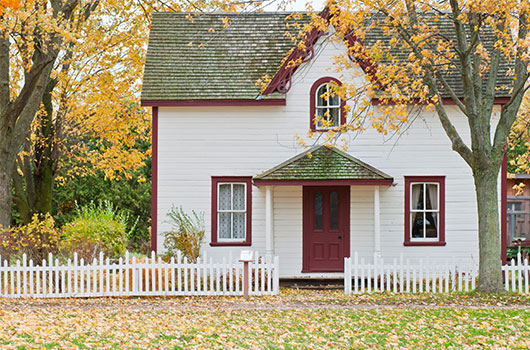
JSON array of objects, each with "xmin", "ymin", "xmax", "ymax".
[
  {"xmin": 62, "ymin": 201, "xmax": 129, "ymax": 261},
  {"xmin": 0, "ymin": 214, "xmax": 60, "ymax": 263},
  {"xmin": 163, "ymin": 206, "xmax": 205, "ymax": 263}
]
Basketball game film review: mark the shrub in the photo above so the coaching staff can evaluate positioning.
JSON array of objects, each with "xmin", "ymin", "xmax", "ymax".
[
  {"xmin": 163, "ymin": 206, "xmax": 205, "ymax": 263},
  {"xmin": 0, "ymin": 214, "xmax": 60, "ymax": 263},
  {"xmin": 61, "ymin": 201, "xmax": 129, "ymax": 261}
]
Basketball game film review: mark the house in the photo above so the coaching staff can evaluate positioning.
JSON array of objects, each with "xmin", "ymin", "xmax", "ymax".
[{"xmin": 141, "ymin": 10, "xmax": 510, "ymax": 278}]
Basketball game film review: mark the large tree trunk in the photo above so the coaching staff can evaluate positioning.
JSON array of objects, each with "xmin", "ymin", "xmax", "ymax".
[
  {"xmin": 0, "ymin": 167, "xmax": 12, "ymax": 229},
  {"xmin": 473, "ymin": 165, "xmax": 504, "ymax": 292}
]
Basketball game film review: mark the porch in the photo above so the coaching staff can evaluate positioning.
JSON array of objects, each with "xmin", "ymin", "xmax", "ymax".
[{"xmin": 253, "ymin": 145, "xmax": 393, "ymax": 277}]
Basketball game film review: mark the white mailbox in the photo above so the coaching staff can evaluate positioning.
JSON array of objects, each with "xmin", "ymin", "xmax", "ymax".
[{"xmin": 239, "ymin": 250, "xmax": 255, "ymax": 262}]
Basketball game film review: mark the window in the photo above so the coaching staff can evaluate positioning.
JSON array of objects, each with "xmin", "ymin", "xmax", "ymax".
[
  {"xmin": 309, "ymin": 77, "xmax": 346, "ymax": 131},
  {"xmin": 404, "ymin": 176, "xmax": 446, "ymax": 246},
  {"xmin": 211, "ymin": 177, "xmax": 252, "ymax": 246}
]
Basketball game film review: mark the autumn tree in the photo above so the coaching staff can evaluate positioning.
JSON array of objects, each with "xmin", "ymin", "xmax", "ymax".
[
  {"xmin": 11, "ymin": 0, "xmax": 151, "ymax": 223},
  {"xmin": 301, "ymin": 0, "xmax": 529, "ymax": 292},
  {"xmin": 0, "ymin": 0, "xmax": 95, "ymax": 228}
]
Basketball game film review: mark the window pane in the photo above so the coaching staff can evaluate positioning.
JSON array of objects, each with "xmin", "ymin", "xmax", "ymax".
[
  {"xmin": 411, "ymin": 184, "xmax": 423, "ymax": 210},
  {"xmin": 315, "ymin": 107, "xmax": 325, "ymax": 129},
  {"xmin": 219, "ymin": 184, "xmax": 232, "ymax": 210},
  {"xmin": 315, "ymin": 192, "xmax": 323, "ymax": 230},
  {"xmin": 233, "ymin": 184, "xmax": 245, "ymax": 210},
  {"xmin": 317, "ymin": 85, "xmax": 327, "ymax": 106},
  {"xmin": 233, "ymin": 213, "xmax": 246, "ymax": 239},
  {"xmin": 411, "ymin": 212, "xmax": 424, "ymax": 238},
  {"xmin": 425, "ymin": 212, "xmax": 438, "ymax": 238},
  {"xmin": 219, "ymin": 212, "xmax": 232, "ymax": 239},
  {"xmin": 329, "ymin": 90, "xmax": 340, "ymax": 106},
  {"xmin": 330, "ymin": 191, "xmax": 338, "ymax": 230},
  {"xmin": 426, "ymin": 184, "xmax": 438, "ymax": 210},
  {"xmin": 328, "ymin": 107, "xmax": 340, "ymax": 127}
]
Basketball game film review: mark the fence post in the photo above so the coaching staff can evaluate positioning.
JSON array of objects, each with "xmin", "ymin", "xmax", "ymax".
[
  {"xmin": 273, "ymin": 256, "xmax": 280, "ymax": 295},
  {"xmin": 344, "ymin": 257, "xmax": 351, "ymax": 295}
]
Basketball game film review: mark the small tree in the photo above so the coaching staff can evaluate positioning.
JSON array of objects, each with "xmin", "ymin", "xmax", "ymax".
[{"xmin": 163, "ymin": 206, "xmax": 205, "ymax": 263}]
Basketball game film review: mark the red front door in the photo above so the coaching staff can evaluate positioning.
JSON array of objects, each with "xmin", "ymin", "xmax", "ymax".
[{"xmin": 303, "ymin": 186, "xmax": 350, "ymax": 272}]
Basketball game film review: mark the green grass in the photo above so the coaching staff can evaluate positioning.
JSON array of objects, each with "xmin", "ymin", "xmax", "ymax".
[{"xmin": 0, "ymin": 290, "xmax": 529, "ymax": 349}]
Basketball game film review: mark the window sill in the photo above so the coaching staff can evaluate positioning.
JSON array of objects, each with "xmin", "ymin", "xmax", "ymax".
[
  {"xmin": 210, "ymin": 242, "xmax": 251, "ymax": 247},
  {"xmin": 403, "ymin": 241, "xmax": 446, "ymax": 246}
]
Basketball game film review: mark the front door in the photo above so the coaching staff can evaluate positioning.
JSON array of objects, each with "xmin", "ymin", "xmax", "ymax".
[{"xmin": 303, "ymin": 186, "xmax": 350, "ymax": 272}]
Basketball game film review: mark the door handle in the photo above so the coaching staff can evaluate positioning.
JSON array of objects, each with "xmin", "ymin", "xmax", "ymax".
[{"xmin": 338, "ymin": 236, "xmax": 342, "ymax": 240}]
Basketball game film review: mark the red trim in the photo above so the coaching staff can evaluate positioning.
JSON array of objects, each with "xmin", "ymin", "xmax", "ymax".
[
  {"xmin": 141, "ymin": 99, "xmax": 285, "ymax": 107},
  {"xmin": 151, "ymin": 107, "xmax": 158, "ymax": 253},
  {"xmin": 372, "ymin": 97, "xmax": 511, "ymax": 106},
  {"xmin": 309, "ymin": 77, "xmax": 347, "ymax": 132},
  {"xmin": 404, "ymin": 176, "xmax": 446, "ymax": 246},
  {"xmin": 253, "ymin": 179, "xmax": 393, "ymax": 186},
  {"xmin": 262, "ymin": 9, "xmax": 331, "ymax": 95},
  {"xmin": 210, "ymin": 176, "xmax": 252, "ymax": 247},
  {"xmin": 501, "ymin": 154, "xmax": 508, "ymax": 264}
]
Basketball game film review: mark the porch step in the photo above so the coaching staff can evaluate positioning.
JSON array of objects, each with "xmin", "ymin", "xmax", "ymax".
[{"xmin": 280, "ymin": 279, "xmax": 344, "ymax": 290}]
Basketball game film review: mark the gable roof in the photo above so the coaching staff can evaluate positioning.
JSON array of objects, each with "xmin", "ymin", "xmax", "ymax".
[
  {"xmin": 253, "ymin": 145, "xmax": 393, "ymax": 183},
  {"xmin": 142, "ymin": 11, "xmax": 513, "ymax": 103},
  {"xmin": 141, "ymin": 12, "xmax": 309, "ymax": 102}
]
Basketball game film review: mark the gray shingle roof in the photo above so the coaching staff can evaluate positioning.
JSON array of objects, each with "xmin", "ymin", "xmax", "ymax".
[
  {"xmin": 142, "ymin": 12, "xmax": 307, "ymax": 101},
  {"xmin": 142, "ymin": 12, "xmax": 513, "ymax": 101},
  {"xmin": 254, "ymin": 145, "xmax": 393, "ymax": 181}
]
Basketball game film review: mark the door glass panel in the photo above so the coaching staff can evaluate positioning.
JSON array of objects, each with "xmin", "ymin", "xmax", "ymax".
[
  {"xmin": 330, "ymin": 191, "xmax": 338, "ymax": 230},
  {"xmin": 315, "ymin": 192, "xmax": 323, "ymax": 230}
]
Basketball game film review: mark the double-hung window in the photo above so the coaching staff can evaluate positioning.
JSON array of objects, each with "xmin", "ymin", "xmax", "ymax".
[
  {"xmin": 404, "ymin": 176, "xmax": 446, "ymax": 246},
  {"xmin": 211, "ymin": 177, "xmax": 252, "ymax": 246}
]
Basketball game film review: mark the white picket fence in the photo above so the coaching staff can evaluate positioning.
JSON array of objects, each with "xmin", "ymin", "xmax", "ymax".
[
  {"xmin": 503, "ymin": 253, "xmax": 530, "ymax": 294},
  {"xmin": 344, "ymin": 252, "xmax": 478, "ymax": 295},
  {"xmin": 345, "ymin": 252, "xmax": 530, "ymax": 295},
  {"xmin": 0, "ymin": 251, "xmax": 280, "ymax": 298}
]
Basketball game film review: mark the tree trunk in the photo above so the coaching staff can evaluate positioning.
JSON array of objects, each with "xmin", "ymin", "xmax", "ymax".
[
  {"xmin": 0, "ymin": 167, "xmax": 11, "ymax": 229},
  {"xmin": 474, "ymin": 167, "xmax": 504, "ymax": 293}
]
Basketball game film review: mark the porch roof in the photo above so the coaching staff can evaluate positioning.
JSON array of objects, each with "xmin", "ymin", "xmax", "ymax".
[{"xmin": 253, "ymin": 145, "xmax": 393, "ymax": 186}]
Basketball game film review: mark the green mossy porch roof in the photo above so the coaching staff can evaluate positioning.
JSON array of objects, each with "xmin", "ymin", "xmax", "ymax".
[
  {"xmin": 254, "ymin": 145, "xmax": 393, "ymax": 181},
  {"xmin": 142, "ymin": 12, "xmax": 309, "ymax": 101}
]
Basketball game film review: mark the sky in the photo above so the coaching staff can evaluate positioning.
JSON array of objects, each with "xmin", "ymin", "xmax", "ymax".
[{"xmin": 263, "ymin": 0, "xmax": 327, "ymax": 12}]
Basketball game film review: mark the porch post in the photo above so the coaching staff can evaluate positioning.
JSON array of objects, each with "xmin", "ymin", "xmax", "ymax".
[
  {"xmin": 265, "ymin": 186, "xmax": 274, "ymax": 260},
  {"xmin": 374, "ymin": 186, "xmax": 381, "ymax": 257}
]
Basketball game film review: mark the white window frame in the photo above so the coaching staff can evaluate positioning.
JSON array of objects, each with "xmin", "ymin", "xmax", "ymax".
[
  {"xmin": 409, "ymin": 182, "xmax": 440, "ymax": 242},
  {"xmin": 217, "ymin": 182, "xmax": 247, "ymax": 242},
  {"xmin": 315, "ymin": 83, "xmax": 341, "ymax": 130}
]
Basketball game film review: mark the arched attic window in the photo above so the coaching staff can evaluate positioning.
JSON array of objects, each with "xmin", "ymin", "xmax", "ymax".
[{"xmin": 309, "ymin": 77, "xmax": 346, "ymax": 131}]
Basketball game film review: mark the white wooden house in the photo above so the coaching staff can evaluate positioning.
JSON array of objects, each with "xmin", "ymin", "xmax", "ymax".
[{"xmin": 141, "ymin": 11, "xmax": 510, "ymax": 278}]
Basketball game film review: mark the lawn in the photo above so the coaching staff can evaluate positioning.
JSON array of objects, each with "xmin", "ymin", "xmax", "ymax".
[{"xmin": 1, "ymin": 290, "xmax": 529, "ymax": 349}]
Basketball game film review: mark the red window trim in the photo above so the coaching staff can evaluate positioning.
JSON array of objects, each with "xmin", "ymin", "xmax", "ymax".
[
  {"xmin": 309, "ymin": 77, "xmax": 346, "ymax": 132},
  {"xmin": 404, "ymin": 176, "xmax": 446, "ymax": 246},
  {"xmin": 210, "ymin": 176, "xmax": 252, "ymax": 247}
]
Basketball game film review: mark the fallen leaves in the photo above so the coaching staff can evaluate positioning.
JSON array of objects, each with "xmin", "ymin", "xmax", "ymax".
[{"xmin": 0, "ymin": 290, "xmax": 529, "ymax": 348}]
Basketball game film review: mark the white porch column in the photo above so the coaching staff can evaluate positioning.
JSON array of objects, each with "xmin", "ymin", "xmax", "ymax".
[
  {"xmin": 265, "ymin": 186, "xmax": 274, "ymax": 260},
  {"xmin": 374, "ymin": 186, "xmax": 381, "ymax": 257}
]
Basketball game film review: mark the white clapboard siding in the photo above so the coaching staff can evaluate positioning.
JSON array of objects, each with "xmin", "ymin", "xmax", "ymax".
[
  {"xmin": 0, "ymin": 251, "xmax": 279, "ymax": 298},
  {"xmin": 345, "ymin": 252, "xmax": 479, "ymax": 295}
]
